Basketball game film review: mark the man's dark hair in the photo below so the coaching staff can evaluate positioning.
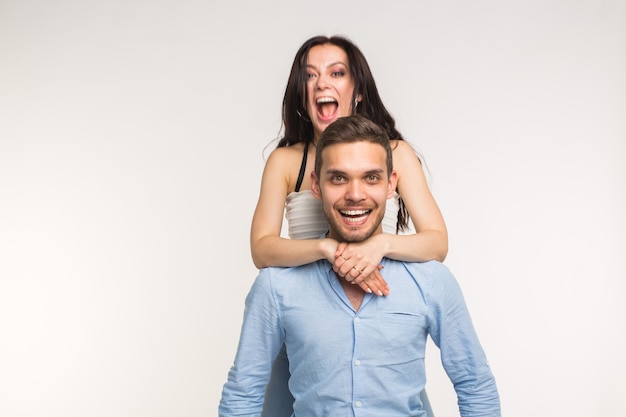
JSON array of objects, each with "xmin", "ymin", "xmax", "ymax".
[{"xmin": 315, "ymin": 115, "xmax": 393, "ymax": 179}]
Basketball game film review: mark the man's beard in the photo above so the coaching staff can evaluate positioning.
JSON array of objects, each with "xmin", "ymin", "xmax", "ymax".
[{"xmin": 324, "ymin": 204, "xmax": 384, "ymax": 243}]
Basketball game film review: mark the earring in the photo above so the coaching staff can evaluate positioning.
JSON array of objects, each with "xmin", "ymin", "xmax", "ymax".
[{"xmin": 296, "ymin": 109, "xmax": 311, "ymax": 122}]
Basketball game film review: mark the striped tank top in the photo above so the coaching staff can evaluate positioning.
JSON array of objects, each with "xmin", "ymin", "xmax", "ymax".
[{"xmin": 285, "ymin": 190, "xmax": 400, "ymax": 239}]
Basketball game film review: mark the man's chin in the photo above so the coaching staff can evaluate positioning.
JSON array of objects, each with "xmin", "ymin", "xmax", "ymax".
[{"xmin": 337, "ymin": 229, "xmax": 372, "ymax": 243}]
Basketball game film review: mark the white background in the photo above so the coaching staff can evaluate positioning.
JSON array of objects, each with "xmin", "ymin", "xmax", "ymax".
[{"xmin": 1, "ymin": 1, "xmax": 625, "ymax": 416}]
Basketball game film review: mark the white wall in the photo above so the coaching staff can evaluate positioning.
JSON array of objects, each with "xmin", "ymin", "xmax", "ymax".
[{"xmin": 1, "ymin": 1, "xmax": 624, "ymax": 416}]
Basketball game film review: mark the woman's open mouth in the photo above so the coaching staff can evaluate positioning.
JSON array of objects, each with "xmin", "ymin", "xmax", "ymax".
[{"xmin": 316, "ymin": 97, "xmax": 338, "ymax": 121}]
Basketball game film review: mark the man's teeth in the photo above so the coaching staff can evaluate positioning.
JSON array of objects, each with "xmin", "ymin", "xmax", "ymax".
[
  {"xmin": 342, "ymin": 209, "xmax": 368, "ymax": 216},
  {"xmin": 341, "ymin": 209, "xmax": 369, "ymax": 223}
]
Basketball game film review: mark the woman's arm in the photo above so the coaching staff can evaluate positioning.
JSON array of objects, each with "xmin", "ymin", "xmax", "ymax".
[
  {"xmin": 334, "ymin": 140, "xmax": 448, "ymax": 283},
  {"xmin": 385, "ymin": 140, "xmax": 448, "ymax": 261},
  {"xmin": 250, "ymin": 148, "xmax": 338, "ymax": 268}
]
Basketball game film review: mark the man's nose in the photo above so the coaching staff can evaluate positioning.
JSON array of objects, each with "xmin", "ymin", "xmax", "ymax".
[{"xmin": 345, "ymin": 182, "xmax": 365, "ymax": 203}]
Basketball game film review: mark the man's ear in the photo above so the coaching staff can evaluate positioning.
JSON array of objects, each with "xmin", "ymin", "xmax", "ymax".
[
  {"xmin": 311, "ymin": 171, "xmax": 322, "ymax": 200},
  {"xmin": 387, "ymin": 170, "xmax": 398, "ymax": 199}
]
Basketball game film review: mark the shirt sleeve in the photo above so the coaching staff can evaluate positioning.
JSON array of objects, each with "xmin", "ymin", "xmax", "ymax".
[
  {"xmin": 425, "ymin": 263, "xmax": 501, "ymax": 417},
  {"xmin": 218, "ymin": 270, "xmax": 284, "ymax": 417}
]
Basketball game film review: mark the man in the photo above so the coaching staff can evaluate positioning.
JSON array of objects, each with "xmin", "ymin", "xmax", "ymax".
[{"xmin": 219, "ymin": 115, "xmax": 501, "ymax": 416}]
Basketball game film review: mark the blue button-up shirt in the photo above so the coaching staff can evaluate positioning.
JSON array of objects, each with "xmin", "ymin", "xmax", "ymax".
[{"xmin": 219, "ymin": 260, "xmax": 500, "ymax": 417}]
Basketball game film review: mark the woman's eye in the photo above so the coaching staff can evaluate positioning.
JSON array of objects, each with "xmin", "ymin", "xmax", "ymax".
[{"xmin": 332, "ymin": 71, "xmax": 345, "ymax": 77}]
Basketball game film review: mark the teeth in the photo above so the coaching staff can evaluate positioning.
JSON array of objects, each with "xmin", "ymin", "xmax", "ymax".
[
  {"xmin": 341, "ymin": 209, "xmax": 368, "ymax": 216},
  {"xmin": 345, "ymin": 215, "xmax": 367, "ymax": 224},
  {"xmin": 316, "ymin": 97, "xmax": 337, "ymax": 104},
  {"xmin": 340, "ymin": 209, "xmax": 370, "ymax": 224},
  {"xmin": 344, "ymin": 216, "xmax": 367, "ymax": 223}
]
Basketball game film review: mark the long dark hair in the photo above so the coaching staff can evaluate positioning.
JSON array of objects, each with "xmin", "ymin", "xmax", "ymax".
[{"xmin": 278, "ymin": 35, "xmax": 409, "ymax": 232}]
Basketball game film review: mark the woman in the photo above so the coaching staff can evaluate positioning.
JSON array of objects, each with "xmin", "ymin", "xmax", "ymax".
[{"xmin": 251, "ymin": 35, "xmax": 447, "ymax": 416}]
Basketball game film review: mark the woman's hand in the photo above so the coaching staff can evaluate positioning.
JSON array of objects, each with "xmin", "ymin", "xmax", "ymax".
[
  {"xmin": 321, "ymin": 237, "xmax": 341, "ymax": 264},
  {"xmin": 333, "ymin": 237, "xmax": 389, "ymax": 296}
]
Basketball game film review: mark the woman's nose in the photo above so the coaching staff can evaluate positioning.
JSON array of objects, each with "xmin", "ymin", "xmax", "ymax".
[{"xmin": 316, "ymin": 73, "xmax": 329, "ymax": 90}]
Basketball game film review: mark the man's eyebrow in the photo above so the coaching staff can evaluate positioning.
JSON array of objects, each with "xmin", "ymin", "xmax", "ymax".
[
  {"xmin": 324, "ymin": 168, "xmax": 385, "ymax": 176},
  {"xmin": 325, "ymin": 168, "xmax": 347, "ymax": 176},
  {"xmin": 364, "ymin": 169, "xmax": 385, "ymax": 176}
]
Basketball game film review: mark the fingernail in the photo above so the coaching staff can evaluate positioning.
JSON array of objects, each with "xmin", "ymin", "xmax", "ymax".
[
  {"xmin": 367, "ymin": 288, "xmax": 372, "ymax": 293},
  {"xmin": 378, "ymin": 290, "xmax": 383, "ymax": 296}
]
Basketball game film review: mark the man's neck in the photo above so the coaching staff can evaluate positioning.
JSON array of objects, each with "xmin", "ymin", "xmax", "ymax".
[
  {"xmin": 337, "ymin": 274, "xmax": 366, "ymax": 311},
  {"xmin": 328, "ymin": 229, "xmax": 383, "ymax": 311}
]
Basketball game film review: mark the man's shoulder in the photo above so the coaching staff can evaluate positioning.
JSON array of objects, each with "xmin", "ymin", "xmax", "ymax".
[
  {"xmin": 386, "ymin": 259, "xmax": 459, "ymax": 290},
  {"xmin": 258, "ymin": 261, "xmax": 323, "ymax": 276},
  {"xmin": 250, "ymin": 262, "xmax": 327, "ymax": 306},
  {"xmin": 390, "ymin": 259, "xmax": 451, "ymax": 276},
  {"xmin": 256, "ymin": 261, "xmax": 326, "ymax": 286},
  {"xmin": 415, "ymin": 259, "xmax": 451, "ymax": 274}
]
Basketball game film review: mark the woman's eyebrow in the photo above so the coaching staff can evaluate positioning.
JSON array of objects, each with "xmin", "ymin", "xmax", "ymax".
[{"xmin": 306, "ymin": 61, "xmax": 348, "ymax": 69}]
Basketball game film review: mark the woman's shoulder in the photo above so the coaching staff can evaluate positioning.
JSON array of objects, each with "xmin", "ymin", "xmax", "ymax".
[
  {"xmin": 267, "ymin": 142, "xmax": 307, "ymax": 162},
  {"xmin": 390, "ymin": 139, "xmax": 413, "ymax": 152},
  {"xmin": 390, "ymin": 139, "xmax": 420, "ymax": 167},
  {"xmin": 263, "ymin": 143, "xmax": 309, "ymax": 193},
  {"xmin": 264, "ymin": 142, "xmax": 307, "ymax": 171}
]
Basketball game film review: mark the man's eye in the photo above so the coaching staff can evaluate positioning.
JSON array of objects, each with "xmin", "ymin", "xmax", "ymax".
[
  {"xmin": 331, "ymin": 176, "xmax": 346, "ymax": 183},
  {"xmin": 366, "ymin": 175, "xmax": 380, "ymax": 182}
]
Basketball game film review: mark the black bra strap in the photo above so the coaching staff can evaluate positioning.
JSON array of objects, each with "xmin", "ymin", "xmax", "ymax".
[{"xmin": 294, "ymin": 143, "xmax": 309, "ymax": 193}]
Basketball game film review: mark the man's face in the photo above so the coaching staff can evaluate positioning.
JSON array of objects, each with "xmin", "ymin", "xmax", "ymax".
[{"xmin": 311, "ymin": 141, "xmax": 397, "ymax": 243}]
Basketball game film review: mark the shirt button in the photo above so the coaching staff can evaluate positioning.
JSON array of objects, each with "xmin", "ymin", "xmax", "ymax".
[
  {"xmin": 354, "ymin": 317, "xmax": 360, "ymax": 323},
  {"xmin": 354, "ymin": 359, "xmax": 361, "ymax": 366},
  {"xmin": 355, "ymin": 401, "xmax": 362, "ymax": 407}
]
